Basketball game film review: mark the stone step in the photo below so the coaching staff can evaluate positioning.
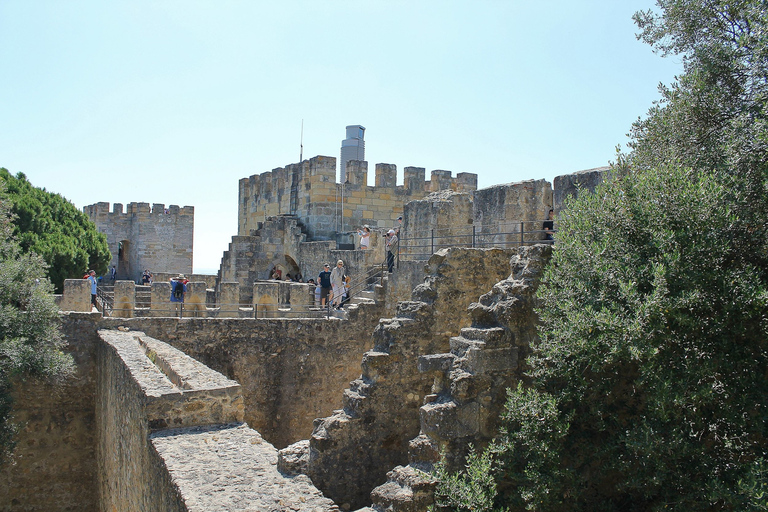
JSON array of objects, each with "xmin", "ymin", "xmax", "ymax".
[
  {"xmin": 458, "ymin": 326, "xmax": 509, "ymax": 347},
  {"xmin": 449, "ymin": 336, "xmax": 486, "ymax": 357},
  {"xmin": 361, "ymin": 351, "xmax": 391, "ymax": 380},
  {"xmin": 407, "ymin": 434, "xmax": 440, "ymax": 468}
]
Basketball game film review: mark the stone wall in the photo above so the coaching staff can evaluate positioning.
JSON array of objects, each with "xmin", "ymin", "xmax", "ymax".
[
  {"xmin": 238, "ymin": 155, "xmax": 477, "ymax": 242},
  {"xmin": 97, "ymin": 329, "xmax": 243, "ymax": 512},
  {"xmin": 84, "ymin": 202, "xmax": 194, "ymax": 283},
  {"xmin": 400, "ymin": 179, "xmax": 553, "ymax": 261},
  {"xmin": 553, "ymin": 166, "xmax": 610, "ymax": 214},
  {"xmin": 99, "ymin": 298, "xmax": 385, "ymax": 448},
  {"xmin": 0, "ymin": 312, "xmax": 101, "ymax": 512},
  {"xmin": 300, "ymin": 247, "xmax": 516, "ymax": 509}
]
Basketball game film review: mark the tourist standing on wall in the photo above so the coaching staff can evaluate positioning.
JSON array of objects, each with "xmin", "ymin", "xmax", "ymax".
[
  {"xmin": 386, "ymin": 229, "xmax": 399, "ymax": 272},
  {"xmin": 318, "ymin": 264, "xmax": 332, "ymax": 307},
  {"xmin": 330, "ymin": 260, "xmax": 345, "ymax": 309},
  {"xmin": 357, "ymin": 225, "xmax": 371, "ymax": 250},
  {"xmin": 87, "ymin": 270, "xmax": 98, "ymax": 310},
  {"xmin": 170, "ymin": 274, "xmax": 187, "ymax": 317},
  {"xmin": 110, "ymin": 265, "xmax": 116, "ymax": 282}
]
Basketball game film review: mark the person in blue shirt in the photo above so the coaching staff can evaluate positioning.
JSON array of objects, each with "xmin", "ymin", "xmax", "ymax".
[{"xmin": 87, "ymin": 270, "xmax": 98, "ymax": 310}]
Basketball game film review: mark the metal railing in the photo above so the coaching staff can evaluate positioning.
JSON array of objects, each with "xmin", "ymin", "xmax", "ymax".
[
  {"xmin": 96, "ymin": 285, "xmax": 114, "ymax": 315},
  {"xmin": 399, "ymin": 220, "xmax": 555, "ymax": 261}
]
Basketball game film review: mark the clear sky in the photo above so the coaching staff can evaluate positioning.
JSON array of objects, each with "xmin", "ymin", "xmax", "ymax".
[{"xmin": 0, "ymin": 1, "xmax": 681, "ymax": 273}]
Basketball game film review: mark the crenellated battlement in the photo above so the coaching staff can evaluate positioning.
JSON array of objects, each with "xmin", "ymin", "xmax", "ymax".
[
  {"xmin": 239, "ymin": 155, "xmax": 477, "ymax": 240},
  {"xmin": 83, "ymin": 201, "xmax": 194, "ymax": 218},
  {"xmin": 83, "ymin": 201, "xmax": 194, "ymax": 283}
]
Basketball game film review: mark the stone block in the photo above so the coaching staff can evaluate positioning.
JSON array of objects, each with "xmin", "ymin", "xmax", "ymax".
[
  {"xmin": 61, "ymin": 279, "xmax": 92, "ymax": 312},
  {"xmin": 113, "ymin": 280, "xmax": 135, "ymax": 318}
]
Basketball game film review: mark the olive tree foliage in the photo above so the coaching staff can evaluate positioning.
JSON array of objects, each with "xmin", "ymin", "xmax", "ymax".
[
  {"xmin": 0, "ymin": 168, "xmax": 110, "ymax": 292},
  {"xmin": 0, "ymin": 182, "xmax": 74, "ymax": 465},
  {"xmin": 435, "ymin": 1, "xmax": 768, "ymax": 510}
]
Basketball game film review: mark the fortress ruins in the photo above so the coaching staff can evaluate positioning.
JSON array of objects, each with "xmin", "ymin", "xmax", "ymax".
[{"xmin": 1, "ymin": 154, "xmax": 609, "ymax": 511}]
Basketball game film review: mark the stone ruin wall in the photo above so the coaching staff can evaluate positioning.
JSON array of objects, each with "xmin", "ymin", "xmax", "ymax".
[
  {"xmin": 1, "ymin": 310, "xmax": 378, "ymax": 510},
  {"xmin": 299, "ymin": 247, "xmax": 518, "ymax": 509},
  {"xmin": 238, "ymin": 155, "xmax": 477, "ymax": 242},
  {"xmin": 84, "ymin": 201, "xmax": 194, "ymax": 283}
]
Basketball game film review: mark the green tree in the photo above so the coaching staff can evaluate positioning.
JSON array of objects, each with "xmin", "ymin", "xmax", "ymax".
[
  {"xmin": 0, "ymin": 169, "xmax": 110, "ymax": 291},
  {"xmin": 0, "ymin": 181, "xmax": 74, "ymax": 465},
  {"xmin": 436, "ymin": 1, "xmax": 768, "ymax": 510}
]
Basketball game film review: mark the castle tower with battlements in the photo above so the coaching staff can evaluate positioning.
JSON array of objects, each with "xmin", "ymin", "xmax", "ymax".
[
  {"xmin": 238, "ymin": 155, "xmax": 478, "ymax": 241},
  {"xmin": 83, "ymin": 202, "xmax": 194, "ymax": 283}
]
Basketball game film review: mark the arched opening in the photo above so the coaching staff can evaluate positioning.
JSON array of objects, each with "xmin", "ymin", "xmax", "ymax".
[{"xmin": 117, "ymin": 239, "xmax": 132, "ymax": 281}]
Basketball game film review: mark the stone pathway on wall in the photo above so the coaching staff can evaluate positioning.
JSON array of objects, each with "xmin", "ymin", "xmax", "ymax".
[
  {"xmin": 152, "ymin": 423, "xmax": 338, "ymax": 512},
  {"xmin": 369, "ymin": 244, "xmax": 552, "ymax": 511}
]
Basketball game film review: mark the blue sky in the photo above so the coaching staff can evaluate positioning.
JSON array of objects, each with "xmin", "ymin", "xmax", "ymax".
[{"xmin": 0, "ymin": 1, "xmax": 681, "ymax": 273}]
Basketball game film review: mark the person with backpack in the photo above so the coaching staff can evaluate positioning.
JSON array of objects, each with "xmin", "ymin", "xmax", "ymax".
[{"xmin": 170, "ymin": 274, "xmax": 187, "ymax": 317}]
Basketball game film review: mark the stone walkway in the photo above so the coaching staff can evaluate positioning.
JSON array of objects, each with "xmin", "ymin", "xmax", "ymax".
[{"xmin": 151, "ymin": 423, "xmax": 338, "ymax": 511}]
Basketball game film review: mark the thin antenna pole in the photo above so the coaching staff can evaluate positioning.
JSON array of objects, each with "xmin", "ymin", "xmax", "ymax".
[{"xmin": 299, "ymin": 119, "xmax": 304, "ymax": 163}]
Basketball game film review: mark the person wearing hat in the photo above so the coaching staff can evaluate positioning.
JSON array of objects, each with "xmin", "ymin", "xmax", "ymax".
[
  {"xmin": 386, "ymin": 229, "xmax": 399, "ymax": 273},
  {"xmin": 330, "ymin": 260, "xmax": 346, "ymax": 309},
  {"xmin": 318, "ymin": 264, "xmax": 332, "ymax": 307},
  {"xmin": 170, "ymin": 273, "xmax": 187, "ymax": 316}
]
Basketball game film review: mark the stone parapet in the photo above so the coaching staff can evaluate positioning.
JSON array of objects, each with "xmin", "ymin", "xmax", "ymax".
[
  {"xmin": 61, "ymin": 278, "xmax": 92, "ymax": 312},
  {"xmin": 113, "ymin": 280, "xmax": 136, "ymax": 318}
]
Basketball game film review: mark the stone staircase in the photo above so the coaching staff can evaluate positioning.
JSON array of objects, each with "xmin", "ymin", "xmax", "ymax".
[{"xmin": 368, "ymin": 244, "xmax": 552, "ymax": 511}]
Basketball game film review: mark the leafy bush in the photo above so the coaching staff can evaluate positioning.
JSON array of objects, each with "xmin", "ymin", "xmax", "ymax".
[{"xmin": 0, "ymin": 182, "xmax": 74, "ymax": 464}]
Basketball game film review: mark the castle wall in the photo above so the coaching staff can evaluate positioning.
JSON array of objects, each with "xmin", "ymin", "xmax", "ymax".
[
  {"xmin": 83, "ymin": 202, "xmax": 194, "ymax": 283},
  {"xmin": 238, "ymin": 155, "xmax": 477, "ymax": 242},
  {"xmin": 98, "ymin": 301, "xmax": 384, "ymax": 449},
  {"xmin": 0, "ymin": 312, "xmax": 100, "ymax": 512}
]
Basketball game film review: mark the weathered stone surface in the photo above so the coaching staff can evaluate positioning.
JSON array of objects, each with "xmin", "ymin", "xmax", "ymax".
[
  {"xmin": 278, "ymin": 439, "xmax": 311, "ymax": 475},
  {"xmin": 0, "ymin": 312, "xmax": 101, "ymax": 512},
  {"xmin": 553, "ymin": 166, "xmax": 610, "ymax": 214},
  {"xmin": 99, "ymin": 300, "xmax": 384, "ymax": 448},
  {"xmin": 153, "ymin": 424, "xmax": 337, "ymax": 511},
  {"xmin": 306, "ymin": 248, "xmax": 515, "ymax": 509}
]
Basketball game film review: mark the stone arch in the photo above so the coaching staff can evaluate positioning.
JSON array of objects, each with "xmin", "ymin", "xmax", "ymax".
[{"xmin": 268, "ymin": 255, "xmax": 301, "ymax": 281}]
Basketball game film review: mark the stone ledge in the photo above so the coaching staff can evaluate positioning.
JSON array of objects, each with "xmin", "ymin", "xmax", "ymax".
[{"xmin": 98, "ymin": 329, "xmax": 244, "ymax": 430}]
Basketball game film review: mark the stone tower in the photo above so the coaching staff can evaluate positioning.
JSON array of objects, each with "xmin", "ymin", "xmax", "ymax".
[{"xmin": 83, "ymin": 202, "xmax": 194, "ymax": 282}]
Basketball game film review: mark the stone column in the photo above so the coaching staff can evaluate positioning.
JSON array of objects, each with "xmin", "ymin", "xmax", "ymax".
[
  {"xmin": 151, "ymin": 282, "xmax": 173, "ymax": 317},
  {"xmin": 184, "ymin": 282, "xmax": 207, "ymax": 318},
  {"xmin": 219, "ymin": 282, "xmax": 240, "ymax": 318},
  {"xmin": 253, "ymin": 281, "xmax": 279, "ymax": 318},
  {"xmin": 289, "ymin": 283, "xmax": 314, "ymax": 316},
  {"xmin": 60, "ymin": 279, "xmax": 91, "ymax": 312},
  {"xmin": 113, "ymin": 280, "xmax": 135, "ymax": 318}
]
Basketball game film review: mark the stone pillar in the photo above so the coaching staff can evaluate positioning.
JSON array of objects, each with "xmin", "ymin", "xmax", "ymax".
[
  {"xmin": 184, "ymin": 282, "xmax": 207, "ymax": 318},
  {"xmin": 60, "ymin": 279, "xmax": 91, "ymax": 312},
  {"xmin": 375, "ymin": 163, "xmax": 397, "ymax": 188},
  {"xmin": 404, "ymin": 167, "xmax": 425, "ymax": 193},
  {"xmin": 289, "ymin": 283, "xmax": 314, "ymax": 315},
  {"xmin": 219, "ymin": 282, "xmax": 240, "ymax": 317},
  {"xmin": 253, "ymin": 281, "xmax": 279, "ymax": 318},
  {"xmin": 113, "ymin": 280, "xmax": 135, "ymax": 318},
  {"xmin": 151, "ymin": 281, "xmax": 173, "ymax": 317}
]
